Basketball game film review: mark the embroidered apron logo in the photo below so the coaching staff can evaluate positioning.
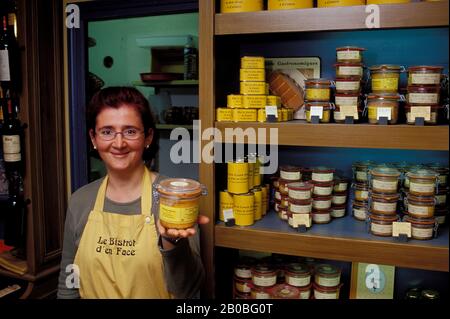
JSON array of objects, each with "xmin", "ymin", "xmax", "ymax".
[{"xmin": 96, "ymin": 236, "xmax": 137, "ymax": 256}]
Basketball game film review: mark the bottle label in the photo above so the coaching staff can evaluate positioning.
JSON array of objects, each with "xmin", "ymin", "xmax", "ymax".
[
  {"xmin": 0, "ymin": 50, "xmax": 11, "ymax": 81},
  {"xmin": 2, "ymin": 135, "xmax": 21, "ymax": 162}
]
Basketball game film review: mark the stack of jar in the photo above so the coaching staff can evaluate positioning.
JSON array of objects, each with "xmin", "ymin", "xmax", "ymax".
[
  {"xmin": 352, "ymin": 161, "xmax": 376, "ymax": 222},
  {"xmin": 331, "ymin": 176, "xmax": 350, "ymax": 218},
  {"xmin": 221, "ymin": 155, "xmax": 270, "ymax": 226},
  {"xmin": 367, "ymin": 64, "xmax": 404, "ymax": 125},
  {"xmin": 311, "ymin": 167, "xmax": 335, "ymax": 224},
  {"xmin": 405, "ymin": 66, "xmax": 444, "ymax": 125},
  {"xmin": 427, "ymin": 163, "xmax": 449, "ymax": 225},
  {"xmin": 304, "ymin": 78, "xmax": 334, "ymax": 123},
  {"xmin": 275, "ymin": 166, "xmax": 303, "ymax": 223},
  {"xmin": 334, "ymin": 46, "xmax": 366, "ymax": 123},
  {"xmin": 312, "ymin": 264, "xmax": 343, "ymax": 299}
]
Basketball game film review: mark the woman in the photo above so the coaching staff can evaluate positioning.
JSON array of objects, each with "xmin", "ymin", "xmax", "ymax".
[{"xmin": 57, "ymin": 87, "xmax": 208, "ymax": 299}]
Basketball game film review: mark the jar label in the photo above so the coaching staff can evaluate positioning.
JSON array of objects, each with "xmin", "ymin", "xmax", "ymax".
[
  {"xmin": 312, "ymin": 172, "xmax": 334, "ymax": 182},
  {"xmin": 286, "ymin": 275, "xmax": 311, "ymax": 287},
  {"xmin": 438, "ymin": 175, "xmax": 447, "ymax": 185},
  {"xmin": 435, "ymin": 194, "xmax": 446, "ymax": 205},
  {"xmin": 313, "ymin": 213, "xmax": 331, "ymax": 223},
  {"xmin": 252, "ymin": 291, "xmax": 271, "ymax": 299},
  {"xmin": 409, "ymin": 181, "xmax": 435, "ymax": 194},
  {"xmin": 313, "ymin": 186, "xmax": 333, "ymax": 196},
  {"xmin": 235, "ymin": 268, "xmax": 252, "ymax": 279},
  {"xmin": 337, "ymin": 51, "xmax": 360, "ymax": 61},
  {"xmin": 372, "ymin": 179, "xmax": 398, "ymax": 192},
  {"xmin": 299, "ymin": 289, "xmax": 311, "ymax": 299},
  {"xmin": 216, "ymin": 108, "xmax": 234, "ymax": 121},
  {"xmin": 290, "ymin": 203, "xmax": 312, "ymax": 214},
  {"xmin": 306, "ymin": 88, "xmax": 330, "ymax": 101},
  {"xmin": 280, "ymin": 171, "xmax": 301, "ymax": 180},
  {"xmin": 314, "ymin": 290, "xmax": 338, "ymax": 299},
  {"xmin": 408, "ymin": 203, "xmax": 432, "ymax": 216},
  {"xmin": 411, "ymin": 226, "xmax": 433, "ymax": 239},
  {"xmin": 409, "ymin": 106, "xmax": 431, "ymax": 121},
  {"xmin": 227, "ymin": 95, "xmax": 243, "ymax": 107},
  {"xmin": 331, "ymin": 208, "xmax": 346, "ymax": 218},
  {"xmin": 289, "ymin": 189, "xmax": 311, "ymax": 200},
  {"xmin": 336, "ymin": 80, "xmax": 360, "ymax": 92},
  {"xmin": 335, "ymin": 95, "xmax": 359, "ymax": 106},
  {"xmin": 435, "ymin": 215, "xmax": 446, "ymax": 224},
  {"xmin": 353, "ymin": 208, "xmax": 367, "ymax": 220},
  {"xmin": 408, "ymin": 93, "xmax": 439, "ymax": 104},
  {"xmin": 371, "ymin": 222, "xmax": 393, "ymax": 235},
  {"xmin": 372, "ymin": 78, "xmax": 399, "ymax": 91},
  {"xmin": 339, "ymin": 66, "xmax": 362, "ymax": 76},
  {"xmin": 373, "ymin": 201, "xmax": 397, "ymax": 213},
  {"xmin": 252, "ymin": 275, "xmax": 276, "ymax": 287},
  {"xmin": 334, "ymin": 184, "xmax": 348, "ymax": 192},
  {"xmin": 313, "ymin": 199, "xmax": 332, "ymax": 210},
  {"xmin": 235, "ymin": 281, "xmax": 251, "ymax": 293},
  {"xmin": 356, "ymin": 171, "xmax": 368, "ymax": 181},
  {"xmin": 159, "ymin": 203, "xmax": 198, "ymax": 225},
  {"xmin": 411, "ymin": 73, "xmax": 441, "ymax": 85},
  {"xmin": 332, "ymin": 195, "xmax": 347, "ymax": 205},
  {"xmin": 355, "ymin": 190, "xmax": 369, "ymax": 201},
  {"xmin": 316, "ymin": 275, "xmax": 340, "ymax": 287}
]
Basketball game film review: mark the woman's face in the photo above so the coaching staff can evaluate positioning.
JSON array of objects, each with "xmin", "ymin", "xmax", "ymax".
[{"xmin": 90, "ymin": 104, "xmax": 153, "ymax": 174}]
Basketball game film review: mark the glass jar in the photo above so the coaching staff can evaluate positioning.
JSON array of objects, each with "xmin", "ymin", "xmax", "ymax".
[
  {"xmin": 331, "ymin": 204, "xmax": 346, "ymax": 218},
  {"xmin": 312, "ymin": 196, "xmax": 332, "ymax": 210},
  {"xmin": 405, "ymin": 104, "xmax": 440, "ymax": 125},
  {"xmin": 369, "ymin": 213, "xmax": 399, "ymax": 237},
  {"xmin": 234, "ymin": 257, "xmax": 256, "ymax": 279},
  {"xmin": 312, "ymin": 209, "xmax": 332, "ymax": 224},
  {"xmin": 369, "ymin": 65, "xmax": 403, "ymax": 93},
  {"xmin": 314, "ymin": 264, "xmax": 341, "ymax": 287},
  {"xmin": 335, "ymin": 77, "xmax": 361, "ymax": 94},
  {"xmin": 353, "ymin": 200, "xmax": 368, "ymax": 221},
  {"xmin": 312, "ymin": 167, "xmax": 335, "ymax": 183},
  {"xmin": 333, "ymin": 177, "xmax": 349, "ymax": 192},
  {"xmin": 354, "ymin": 182, "xmax": 370, "ymax": 201},
  {"xmin": 406, "ymin": 194, "xmax": 435, "ymax": 218},
  {"xmin": 234, "ymin": 276, "xmax": 252, "ymax": 293},
  {"xmin": 278, "ymin": 178, "xmax": 291, "ymax": 195},
  {"xmin": 269, "ymin": 284, "xmax": 301, "ymax": 299},
  {"xmin": 156, "ymin": 178, "xmax": 206, "ymax": 229},
  {"xmin": 336, "ymin": 46, "xmax": 365, "ymax": 63},
  {"xmin": 403, "ymin": 215, "xmax": 436, "ymax": 240},
  {"xmin": 287, "ymin": 182, "xmax": 313, "ymax": 200},
  {"xmin": 251, "ymin": 264, "xmax": 277, "ymax": 288},
  {"xmin": 435, "ymin": 187, "xmax": 448, "ymax": 207},
  {"xmin": 434, "ymin": 206, "xmax": 448, "ymax": 225},
  {"xmin": 313, "ymin": 283, "xmax": 341, "ymax": 299},
  {"xmin": 280, "ymin": 165, "xmax": 302, "ymax": 181},
  {"xmin": 333, "ymin": 104, "xmax": 362, "ymax": 123},
  {"xmin": 406, "ymin": 169, "xmax": 438, "ymax": 196},
  {"xmin": 284, "ymin": 263, "xmax": 311, "ymax": 288},
  {"xmin": 370, "ymin": 192, "xmax": 399, "ymax": 215},
  {"xmin": 305, "ymin": 102, "xmax": 332, "ymax": 123},
  {"xmin": 367, "ymin": 93, "xmax": 401, "ymax": 124},
  {"xmin": 300, "ymin": 167, "xmax": 313, "ymax": 182},
  {"xmin": 313, "ymin": 181, "xmax": 334, "ymax": 196},
  {"xmin": 250, "ymin": 286, "xmax": 271, "ymax": 299},
  {"xmin": 305, "ymin": 79, "xmax": 333, "ymax": 101},
  {"xmin": 332, "ymin": 192, "xmax": 347, "ymax": 205},
  {"xmin": 407, "ymin": 85, "xmax": 440, "ymax": 105},
  {"xmin": 335, "ymin": 92, "xmax": 360, "ymax": 107},
  {"xmin": 370, "ymin": 166, "xmax": 401, "ymax": 193},
  {"xmin": 335, "ymin": 62, "xmax": 364, "ymax": 79},
  {"xmin": 353, "ymin": 161, "xmax": 376, "ymax": 183},
  {"xmin": 298, "ymin": 283, "xmax": 312, "ymax": 299},
  {"xmin": 408, "ymin": 66, "xmax": 443, "ymax": 86},
  {"xmin": 426, "ymin": 163, "xmax": 449, "ymax": 187},
  {"xmin": 289, "ymin": 198, "xmax": 313, "ymax": 214}
]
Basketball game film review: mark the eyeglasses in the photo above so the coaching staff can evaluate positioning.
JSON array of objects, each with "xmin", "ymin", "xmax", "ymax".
[{"xmin": 96, "ymin": 128, "xmax": 144, "ymax": 141}]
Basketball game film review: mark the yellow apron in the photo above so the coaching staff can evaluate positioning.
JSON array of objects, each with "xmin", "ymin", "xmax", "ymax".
[{"xmin": 74, "ymin": 168, "xmax": 170, "ymax": 299}]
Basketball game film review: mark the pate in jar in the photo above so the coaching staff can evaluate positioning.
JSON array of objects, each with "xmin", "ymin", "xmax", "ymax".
[
  {"xmin": 313, "ymin": 283, "xmax": 342, "ymax": 299},
  {"xmin": 335, "ymin": 62, "xmax": 364, "ymax": 79},
  {"xmin": 287, "ymin": 181, "xmax": 313, "ymax": 200},
  {"xmin": 269, "ymin": 284, "xmax": 300, "ymax": 299},
  {"xmin": 289, "ymin": 198, "xmax": 312, "ymax": 214},
  {"xmin": 369, "ymin": 166, "xmax": 401, "ymax": 194},
  {"xmin": 408, "ymin": 66, "xmax": 443, "ymax": 86},
  {"xmin": 367, "ymin": 93, "xmax": 400, "ymax": 124},
  {"xmin": 313, "ymin": 181, "xmax": 334, "ymax": 196},
  {"xmin": 426, "ymin": 163, "xmax": 449, "ymax": 187},
  {"xmin": 434, "ymin": 206, "xmax": 448, "ymax": 225},
  {"xmin": 305, "ymin": 78, "xmax": 333, "ymax": 101},
  {"xmin": 353, "ymin": 161, "xmax": 376, "ymax": 183},
  {"xmin": 312, "ymin": 196, "xmax": 332, "ymax": 210},
  {"xmin": 250, "ymin": 286, "xmax": 271, "ymax": 299},
  {"xmin": 403, "ymin": 215, "xmax": 437, "ymax": 240},
  {"xmin": 406, "ymin": 169, "xmax": 438, "ymax": 196},
  {"xmin": 336, "ymin": 46, "xmax": 365, "ymax": 63},
  {"xmin": 314, "ymin": 264, "xmax": 341, "ymax": 287},
  {"xmin": 312, "ymin": 209, "xmax": 332, "ymax": 224},
  {"xmin": 251, "ymin": 264, "xmax": 277, "ymax": 288},
  {"xmin": 334, "ymin": 104, "xmax": 362, "ymax": 123},
  {"xmin": 331, "ymin": 204, "xmax": 346, "ymax": 218},
  {"xmin": 369, "ymin": 213, "xmax": 399, "ymax": 237},
  {"xmin": 354, "ymin": 182, "xmax": 370, "ymax": 201},
  {"xmin": 335, "ymin": 77, "xmax": 361, "ymax": 94},
  {"xmin": 405, "ymin": 105, "xmax": 440, "ymax": 125},
  {"xmin": 332, "ymin": 192, "xmax": 347, "ymax": 206},
  {"xmin": 280, "ymin": 165, "xmax": 302, "ymax": 181},
  {"xmin": 353, "ymin": 200, "xmax": 368, "ymax": 221},
  {"xmin": 406, "ymin": 194, "xmax": 435, "ymax": 218},
  {"xmin": 333, "ymin": 177, "xmax": 349, "ymax": 192},
  {"xmin": 369, "ymin": 64, "xmax": 403, "ymax": 93},
  {"xmin": 312, "ymin": 167, "xmax": 335, "ymax": 183},
  {"xmin": 407, "ymin": 85, "xmax": 440, "ymax": 105},
  {"xmin": 284, "ymin": 263, "xmax": 311, "ymax": 287},
  {"xmin": 305, "ymin": 102, "xmax": 332, "ymax": 123},
  {"xmin": 370, "ymin": 192, "xmax": 399, "ymax": 215}
]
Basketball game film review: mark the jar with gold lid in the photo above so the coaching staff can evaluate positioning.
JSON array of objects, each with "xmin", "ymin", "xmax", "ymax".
[
  {"xmin": 370, "ymin": 192, "xmax": 399, "ymax": 215},
  {"xmin": 369, "ymin": 213, "xmax": 399, "ymax": 237},
  {"xmin": 284, "ymin": 263, "xmax": 311, "ymax": 288},
  {"xmin": 312, "ymin": 167, "xmax": 335, "ymax": 183},
  {"xmin": 314, "ymin": 264, "xmax": 341, "ymax": 287},
  {"xmin": 305, "ymin": 78, "xmax": 333, "ymax": 102},
  {"xmin": 353, "ymin": 200, "xmax": 368, "ymax": 221},
  {"xmin": 369, "ymin": 166, "xmax": 401, "ymax": 194},
  {"xmin": 251, "ymin": 264, "xmax": 277, "ymax": 288},
  {"xmin": 367, "ymin": 93, "xmax": 401, "ymax": 124},
  {"xmin": 369, "ymin": 65, "xmax": 403, "ymax": 93},
  {"xmin": 408, "ymin": 66, "xmax": 443, "ymax": 86},
  {"xmin": 406, "ymin": 169, "xmax": 438, "ymax": 196},
  {"xmin": 403, "ymin": 215, "xmax": 437, "ymax": 240},
  {"xmin": 287, "ymin": 181, "xmax": 313, "ymax": 200},
  {"xmin": 336, "ymin": 46, "xmax": 365, "ymax": 63},
  {"xmin": 406, "ymin": 194, "xmax": 436, "ymax": 218},
  {"xmin": 305, "ymin": 102, "xmax": 333, "ymax": 123}
]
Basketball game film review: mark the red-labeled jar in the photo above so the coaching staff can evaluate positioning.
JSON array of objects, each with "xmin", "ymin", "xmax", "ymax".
[
  {"xmin": 305, "ymin": 78, "xmax": 333, "ymax": 101},
  {"xmin": 313, "ymin": 283, "xmax": 342, "ymax": 299},
  {"xmin": 353, "ymin": 200, "xmax": 368, "ymax": 221},
  {"xmin": 312, "ymin": 167, "xmax": 335, "ymax": 183},
  {"xmin": 280, "ymin": 165, "xmax": 302, "ymax": 181},
  {"xmin": 406, "ymin": 194, "xmax": 435, "ymax": 218},
  {"xmin": 251, "ymin": 264, "xmax": 277, "ymax": 288},
  {"xmin": 403, "ymin": 215, "xmax": 436, "ymax": 240},
  {"xmin": 312, "ymin": 209, "xmax": 332, "ymax": 224},
  {"xmin": 369, "ymin": 213, "xmax": 399, "ymax": 237},
  {"xmin": 335, "ymin": 62, "xmax": 364, "ymax": 79},
  {"xmin": 336, "ymin": 46, "xmax": 365, "ymax": 63},
  {"xmin": 287, "ymin": 181, "xmax": 313, "ymax": 200},
  {"xmin": 331, "ymin": 204, "xmax": 346, "ymax": 218},
  {"xmin": 407, "ymin": 85, "xmax": 440, "ymax": 105},
  {"xmin": 408, "ymin": 66, "xmax": 443, "ymax": 86},
  {"xmin": 332, "ymin": 191, "xmax": 347, "ymax": 206},
  {"xmin": 313, "ymin": 181, "xmax": 334, "ymax": 196},
  {"xmin": 312, "ymin": 196, "xmax": 332, "ymax": 210},
  {"xmin": 370, "ymin": 192, "xmax": 399, "ymax": 215},
  {"xmin": 289, "ymin": 198, "xmax": 312, "ymax": 214}
]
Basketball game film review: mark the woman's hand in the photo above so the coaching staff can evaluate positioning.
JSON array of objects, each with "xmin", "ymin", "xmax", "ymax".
[{"xmin": 157, "ymin": 215, "xmax": 210, "ymax": 240}]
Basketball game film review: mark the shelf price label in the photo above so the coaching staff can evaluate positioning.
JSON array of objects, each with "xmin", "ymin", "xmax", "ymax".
[
  {"xmin": 292, "ymin": 214, "xmax": 311, "ymax": 228},
  {"xmin": 392, "ymin": 222, "xmax": 411, "ymax": 238},
  {"xmin": 340, "ymin": 105, "xmax": 359, "ymax": 120},
  {"xmin": 265, "ymin": 105, "xmax": 278, "ymax": 118},
  {"xmin": 310, "ymin": 106, "xmax": 323, "ymax": 119},
  {"xmin": 410, "ymin": 106, "xmax": 431, "ymax": 121},
  {"xmin": 223, "ymin": 209, "xmax": 234, "ymax": 222},
  {"xmin": 376, "ymin": 107, "xmax": 391, "ymax": 120}
]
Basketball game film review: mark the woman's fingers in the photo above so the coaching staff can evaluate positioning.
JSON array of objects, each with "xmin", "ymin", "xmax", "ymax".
[{"xmin": 197, "ymin": 215, "xmax": 210, "ymax": 225}]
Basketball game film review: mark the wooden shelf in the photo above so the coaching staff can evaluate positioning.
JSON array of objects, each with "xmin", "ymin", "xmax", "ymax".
[
  {"xmin": 133, "ymin": 80, "xmax": 199, "ymax": 87},
  {"xmin": 215, "ymin": 121, "xmax": 449, "ymax": 150},
  {"xmin": 215, "ymin": 212, "xmax": 449, "ymax": 272},
  {"xmin": 215, "ymin": 1, "xmax": 449, "ymax": 35}
]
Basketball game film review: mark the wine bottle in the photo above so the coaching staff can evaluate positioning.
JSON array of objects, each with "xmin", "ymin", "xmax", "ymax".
[
  {"xmin": 0, "ymin": 11, "xmax": 21, "ymax": 93},
  {"xmin": 183, "ymin": 36, "xmax": 198, "ymax": 80}
]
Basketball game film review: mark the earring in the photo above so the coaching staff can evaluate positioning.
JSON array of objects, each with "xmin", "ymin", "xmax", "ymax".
[
  {"xmin": 93, "ymin": 146, "xmax": 97, "ymax": 150},
  {"xmin": 146, "ymin": 145, "xmax": 150, "ymax": 149}
]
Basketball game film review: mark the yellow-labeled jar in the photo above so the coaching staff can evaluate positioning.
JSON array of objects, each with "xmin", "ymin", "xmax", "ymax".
[
  {"xmin": 369, "ymin": 213, "xmax": 399, "ymax": 237},
  {"xmin": 227, "ymin": 94, "xmax": 243, "ymax": 108},
  {"xmin": 242, "ymin": 95, "xmax": 267, "ymax": 109},
  {"xmin": 406, "ymin": 194, "xmax": 435, "ymax": 218},
  {"xmin": 240, "ymin": 68, "xmax": 265, "ymax": 82},
  {"xmin": 156, "ymin": 178, "xmax": 206, "ymax": 229},
  {"xmin": 314, "ymin": 264, "xmax": 341, "ymax": 287},
  {"xmin": 234, "ymin": 193, "xmax": 255, "ymax": 226},
  {"xmin": 353, "ymin": 200, "xmax": 368, "ymax": 221},
  {"xmin": 405, "ymin": 104, "xmax": 440, "ymax": 125},
  {"xmin": 305, "ymin": 78, "xmax": 333, "ymax": 102},
  {"xmin": 266, "ymin": 95, "xmax": 281, "ymax": 107},
  {"xmin": 367, "ymin": 93, "xmax": 400, "ymax": 124},
  {"xmin": 216, "ymin": 107, "xmax": 234, "ymax": 122},
  {"xmin": 233, "ymin": 108, "xmax": 257, "ymax": 122},
  {"xmin": 318, "ymin": 0, "xmax": 365, "ymax": 7},
  {"xmin": 370, "ymin": 192, "xmax": 399, "ymax": 215},
  {"xmin": 403, "ymin": 215, "xmax": 436, "ymax": 240},
  {"xmin": 284, "ymin": 263, "xmax": 311, "ymax": 287},
  {"xmin": 241, "ymin": 56, "xmax": 265, "ymax": 69},
  {"xmin": 406, "ymin": 169, "xmax": 438, "ymax": 196},
  {"xmin": 287, "ymin": 182, "xmax": 313, "ymax": 200},
  {"xmin": 219, "ymin": 190, "xmax": 234, "ymax": 222},
  {"xmin": 354, "ymin": 182, "xmax": 370, "ymax": 201},
  {"xmin": 305, "ymin": 102, "xmax": 333, "ymax": 123},
  {"xmin": 335, "ymin": 62, "xmax": 364, "ymax": 78},
  {"xmin": 312, "ymin": 167, "xmax": 335, "ymax": 183},
  {"xmin": 221, "ymin": 0, "xmax": 263, "ymax": 13},
  {"xmin": 336, "ymin": 46, "xmax": 365, "ymax": 63},
  {"xmin": 335, "ymin": 77, "xmax": 361, "ymax": 94},
  {"xmin": 407, "ymin": 85, "xmax": 440, "ymax": 105},
  {"xmin": 240, "ymin": 81, "xmax": 266, "ymax": 95},
  {"xmin": 252, "ymin": 264, "xmax": 277, "ymax": 288},
  {"xmin": 331, "ymin": 204, "xmax": 346, "ymax": 218},
  {"xmin": 370, "ymin": 166, "xmax": 401, "ymax": 193},
  {"xmin": 408, "ymin": 66, "xmax": 443, "ymax": 86},
  {"xmin": 370, "ymin": 65, "xmax": 402, "ymax": 93},
  {"xmin": 268, "ymin": 0, "xmax": 314, "ymax": 10},
  {"xmin": 257, "ymin": 108, "xmax": 266, "ymax": 122},
  {"xmin": 312, "ymin": 209, "xmax": 332, "ymax": 224}
]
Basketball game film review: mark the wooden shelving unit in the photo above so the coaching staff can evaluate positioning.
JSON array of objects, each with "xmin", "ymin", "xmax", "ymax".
[{"xmin": 199, "ymin": 0, "xmax": 449, "ymax": 298}]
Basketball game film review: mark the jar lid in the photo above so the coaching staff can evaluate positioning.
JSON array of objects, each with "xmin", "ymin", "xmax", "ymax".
[
  {"xmin": 335, "ymin": 76, "xmax": 362, "ymax": 82},
  {"xmin": 369, "ymin": 213, "xmax": 399, "ymax": 222},
  {"xmin": 421, "ymin": 289, "xmax": 440, "ymax": 300},
  {"xmin": 405, "ymin": 288, "xmax": 422, "ymax": 300},
  {"xmin": 156, "ymin": 178, "xmax": 203, "ymax": 198},
  {"xmin": 407, "ymin": 194, "xmax": 436, "ymax": 204},
  {"xmin": 369, "ymin": 64, "xmax": 402, "ymax": 72},
  {"xmin": 305, "ymin": 78, "xmax": 333, "ymax": 86},
  {"xmin": 404, "ymin": 104, "xmax": 441, "ymax": 110},
  {"xmin": 403, "ymin": 215, "xmax": 436, "ymax": 225},
  {"xmin": 280, "ymin": 165, "xmax": 301, "ymax": 172},
  {"xmin": 313, "ymin": 166, "xmax": 335, "ymax": 173},
  {"xmin": 370, "ymin": 166, "xmax": 401, "ymax": 178},
  {"xmin": 353, "ymin": 160, "xmax": 376, "ymax": 169},
  {"xmin": 286, "ymin": 263, "xmax": 310, "ymax": 275},
  {"xmin": 334, "ymin": 62, "xmax": 364, "ymax": 67},
  {"xmin": 336, "ymin": 46, "xmax": 365, "ymax": 52},
  {"xmin": 408, "ymin": 65, "xmax": 444, "ymax": 72},
  {"xmin": 252, "ymin": 264, "xmax": 275, "ymax": 274},
  {"xmin": 353, "ymin": 200, "xmax": 368, "ymax": 207},
  {"xmin": 304, "ymin": 102, "xmax": 333, "ymax": 109},
  {"xmin": 315, "ymin": 264, "xmax": 340, "ymax": 276},
  {"xmin": 312, "ymin": 282, "xmax": 341, "ymax": 292},
  {"xmin": 287, "ymin": 181, "xmax": 313, "ymax": 191},
  {"xmin": 367, "ymin": 93, "xmax": 401, "ymax": 101},
  {"xmin": 269, "ymin": 284, "xmax": 300, "ymax": 299},
  {"xmin": 355, "ymin": 182, "xmax": 369, "ymax": 189},
  {"xmin": 407, "ymin": 85, "xmax": 440, "ymax": 93},
  {"xmin": 406, "ymin": 168, "xmax": 438, "ymax": 179}
]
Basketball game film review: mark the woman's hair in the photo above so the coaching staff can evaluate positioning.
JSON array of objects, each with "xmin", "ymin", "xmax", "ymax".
[{"xmin": 87, "ymin": 86, "xmax": 159, "ymax": 163}]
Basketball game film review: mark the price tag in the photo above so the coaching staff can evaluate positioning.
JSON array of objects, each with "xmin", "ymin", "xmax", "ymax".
[
  {"xmin": 410, "ymin": 106, "xmax": 431, "ymax": 121},
  {"xmin": 310, "ymin": 106, "xmax": 323, "ymax": 119},
  {"xmin": 292, "ymin": 214, "xmax": 311, "ymax": 228},
  {"xmin": 377, "ymin": 108, "xmax": 392, "ymax": 120},
  {"xmin": 392, "ymin": 222, "xmax": 411, "ymax": 238},
  {"xmin": 265, "ymin": 106, "xmax": 278, "ymax": 118},
  {"xmin": 340, "ymin": 105, "xmax": 359, "ymax": 120},
  {"xmin": 223, "ymin": 209, "xmax": 234, "ymax": 222}
]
